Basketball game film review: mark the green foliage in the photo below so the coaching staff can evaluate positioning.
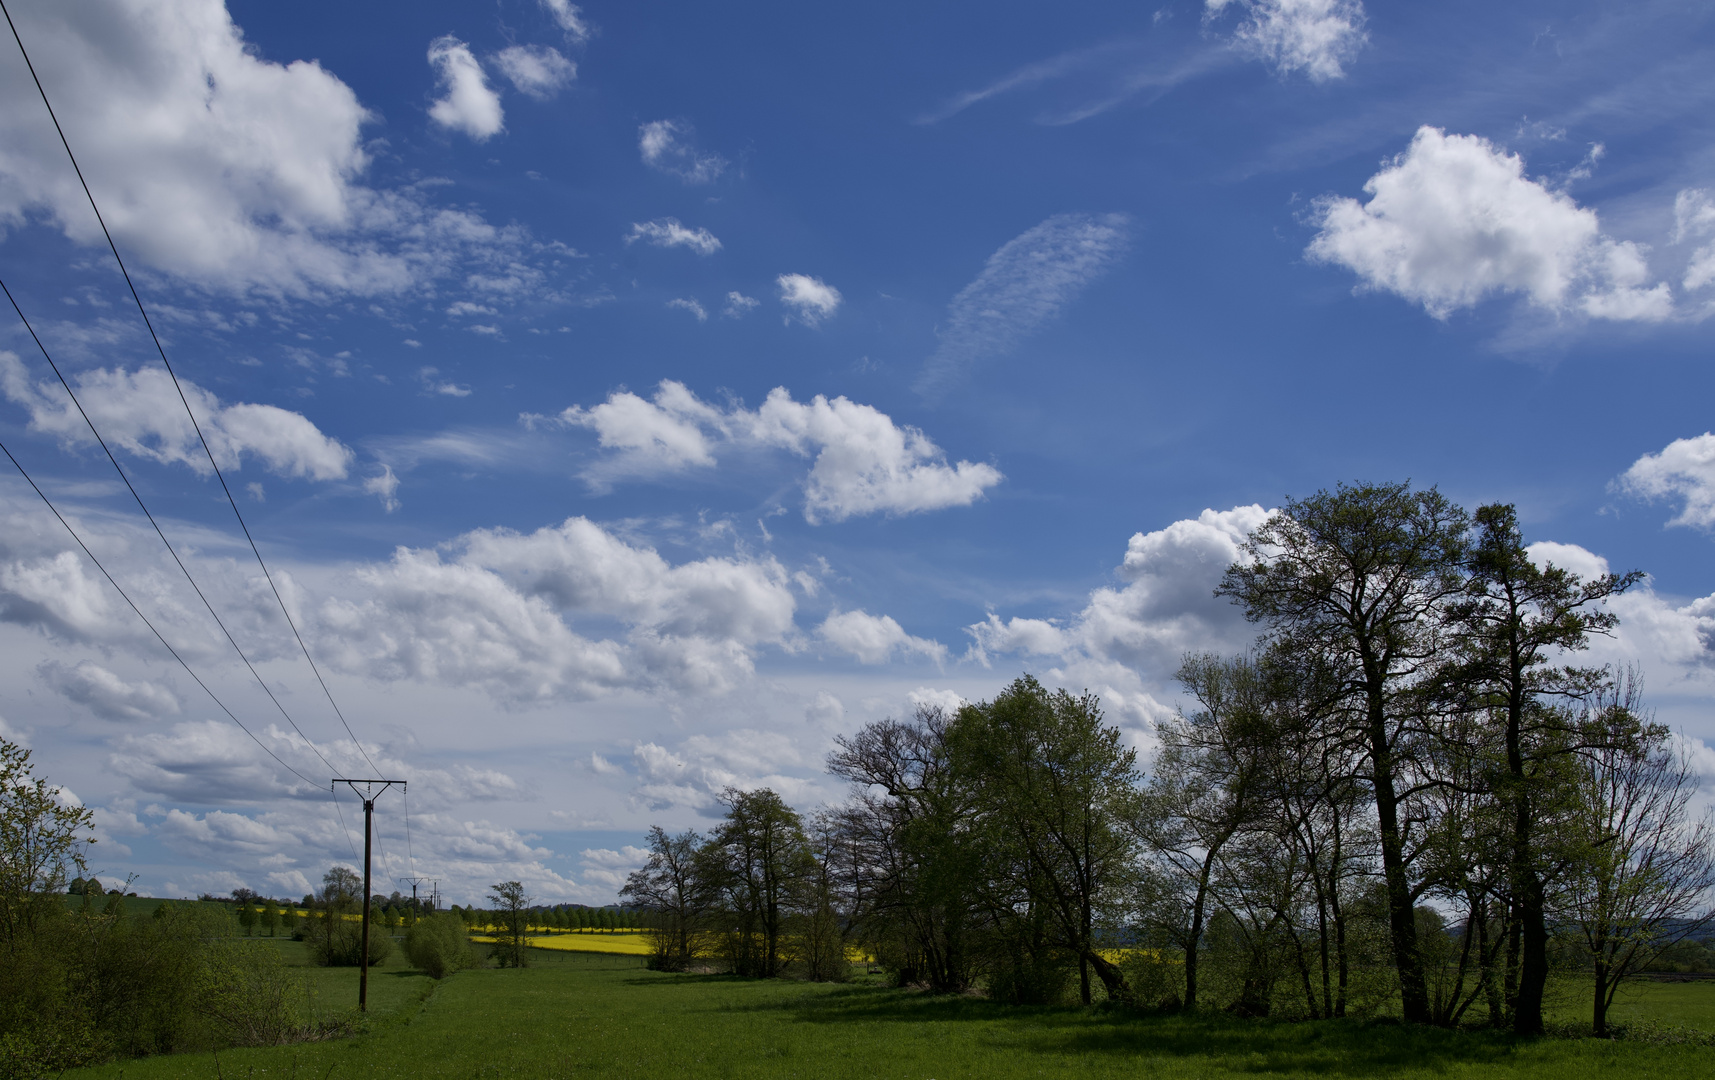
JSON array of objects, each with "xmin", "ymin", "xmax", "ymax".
[{"xmin": 404, "ymin": 913, "xmax": 474, "ymax": 979}]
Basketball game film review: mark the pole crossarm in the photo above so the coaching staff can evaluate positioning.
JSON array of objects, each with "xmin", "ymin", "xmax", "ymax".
[{"xmin": 331, "ymin": 778, "xmax": 405, "ymax": 1012}]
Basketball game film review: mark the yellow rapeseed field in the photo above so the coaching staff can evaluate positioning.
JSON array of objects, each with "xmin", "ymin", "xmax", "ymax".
[{"xmin": 471, "ymin": 931, "xmax": 656, "ymax": 956}]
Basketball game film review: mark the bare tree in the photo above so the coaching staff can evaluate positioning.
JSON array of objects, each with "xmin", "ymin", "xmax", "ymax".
[{"xmin": 1563, "ymin": 675, "xmax": 1715, "ymax": 1036}]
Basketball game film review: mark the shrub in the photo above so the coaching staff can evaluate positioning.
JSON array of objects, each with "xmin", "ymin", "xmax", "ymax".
[
  {"xmin": 306, "ymin": 907, "xmax": 393, "ymax": 967},
  {"xmin": 405, "ymin": 913, "xmax": 473, "ymax": 979}
]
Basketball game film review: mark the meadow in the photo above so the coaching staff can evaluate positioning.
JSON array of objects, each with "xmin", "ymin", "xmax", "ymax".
[{"xmin": 62, "ymin": 941, "xmax": 1715, "ymax": 1080}]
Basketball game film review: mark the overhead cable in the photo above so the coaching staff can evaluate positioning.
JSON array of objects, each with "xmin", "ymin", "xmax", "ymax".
[{"xmin": 0, "ymin": 0, "xmax": 383, "ymax": 779}]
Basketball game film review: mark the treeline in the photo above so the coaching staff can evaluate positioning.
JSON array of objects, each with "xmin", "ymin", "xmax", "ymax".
[
  {"xmin": 447, "ymin": 903, "xmax": 649, "ymax": 932},
  {"xmin": 625, "ymin": 485, "xmax": 1715, "ymax": 1037}
]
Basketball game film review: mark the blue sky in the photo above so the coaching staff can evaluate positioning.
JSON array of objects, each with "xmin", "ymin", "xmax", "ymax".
[{"xmin": 2, "ymin": 0, "xmax": 1714, "ymax": 904}]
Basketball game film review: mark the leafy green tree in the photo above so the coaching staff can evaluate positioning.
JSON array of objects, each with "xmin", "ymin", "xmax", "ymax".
[
  {"xmin": 261, "ymin": 899, "xmax": 280, "ymax": 937},
  {"xmin": 0, "ymin": 738, "xmax": 96, "ymax": 941},
  {"xmin": 1219, "ymin": 482, "xmax": 1469, "ymax": 1024},
  {"xmin": 237, "ymin": 901, "xmax": 258, "ymax": 936},
  {"xmin": 488, "ymin": 881, "xmax": 532, "ymax": 968},
  {"xmin": 827, "ymin": 704, "xmax": 984, "ymax": 992},
  {"xmin": 1443, "ymin": 504, "xmax": 1641, "ymax": 1034},
  {"xmin": 705, "ymin": 788, "xmax": 812, "ymax": 977},
  {"xmin": 1143, "ymin": 654, "xmax": 1280, "ymax": 1011},
  {"xmin": 949, "ymin": 676, "xmax": 1141, "ymax": 1005},
  {"xmin": 623, "ymin": 826, "xmax": 710, "ymax": 970}
]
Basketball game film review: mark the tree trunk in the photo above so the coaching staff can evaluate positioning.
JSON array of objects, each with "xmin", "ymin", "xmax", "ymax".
[
  {"xmin": 1367, "ymin": 693, "xmax": 1429, "ymax": 1023},
  {"xmin": 1184, "ymin": 853, "xmax": 1215, "ymax": 1011},
  {"xmin": 1083, "ymin": 949, "xmax": 1134, "ymax": 1005},
  {"xmin": 1592, "ymin": 961, "xmax": 1610, "ymax": 1038}
]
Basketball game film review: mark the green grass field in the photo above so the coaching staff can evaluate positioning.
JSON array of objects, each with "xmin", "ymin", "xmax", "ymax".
[{"xmin": 58, "ymin": 941, "xmax": 1715, "ymax": 1080}]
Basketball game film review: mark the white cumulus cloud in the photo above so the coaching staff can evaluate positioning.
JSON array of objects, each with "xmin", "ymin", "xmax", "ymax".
[
  {"xmin": 494, "ymin": 44, "xmax": 576, "ymax": 101},
  {"xmin": 1618, "ymin": 433, "xmax": 1715, "ymax": 529},
  {"xmin": 638, "ymin": 119, "xmax": 727, "ymax": 184},
  {"xmin": 1307, "ymin": 126, "xmax": 1674, "ymax": 322},
  {"xmin": 776, "ymin": 274, "xmax": 842, "ymax": 326},
  {"xmin": 1205, "ymin": 0, "xmax": 1368, "ymax": 82},
  {"xmin": 315, "ymin": 516, "xmax": 799, "ymax": 702},
  {"xmin": 428, "ymin": 36, "xmax": 504, "ymax": 141},
  {"xmin": 817, "ymin": 610, "xmax": 946, "ymax": 665},
  {"xmin": 1, "ymin": 351, "xmax": 352, "ymax": 481},
  {"xmin": 918, "ymin": 213, "xmax": 1129, "ymax": 395},
  {"xmin": 667, "ymin": 298, "xmax": 709, "ymax": 321},
  {"xmin": 552, "ymin": 381, "xmax": 1004, "ymax": 522},
  {"xmin": 0, "ymin": 0, "xmax": 541, "ymax": 299},
  {"xmin": 627, "ymin": 218, "xmax": 722, "ymax": 255}
]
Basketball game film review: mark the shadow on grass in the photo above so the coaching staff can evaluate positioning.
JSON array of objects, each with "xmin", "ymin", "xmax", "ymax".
[{"xmin": 709, "ymin": 983, "xmax": 1532, "ymax": 1076}]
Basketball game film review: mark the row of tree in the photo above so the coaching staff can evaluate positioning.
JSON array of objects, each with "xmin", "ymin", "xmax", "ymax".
[{"xmin": 624, "ymin": 485, "xmax": 1715, "ymax": 1036}]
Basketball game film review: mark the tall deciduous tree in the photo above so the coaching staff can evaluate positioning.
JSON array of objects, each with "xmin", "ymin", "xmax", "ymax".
[
  {"xmin": 706, "ymin": 788, "xmax": 810, "ymax": 977},
  {"xmin": 950, "ymin": 676, "xmax": 1141, "ymax": 1005},
  {"xmin": 622, "ymin": 826, "xmax": 709, "ymax": 970},
  {"xmin": 1144, "ymin": 654, "xmax": 1279, "ymax": 1011},
  {"xmin": 827, "ymin": 705, "xmax": 983, "ymax": 991},
  {"xmin": 1219, "ymin": 481, "xmax": 1469, "ymax": 1023},
  {"xmin": 1445, "ymin": 503, "xmax": 1641, "ymax": 1034}
]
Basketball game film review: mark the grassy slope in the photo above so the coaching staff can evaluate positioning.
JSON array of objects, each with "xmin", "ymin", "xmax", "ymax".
[{"xmin": 64, "ymin": 947, "xmax": 1715, "ymax": 1080}]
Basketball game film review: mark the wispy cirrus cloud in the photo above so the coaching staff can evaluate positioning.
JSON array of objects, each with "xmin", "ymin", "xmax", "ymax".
[
  {"xmin": 918, "ymin": 39, "xmax": 1231, "ymax": 127},
  {"xmin": 917, "ymin": 213, "xmax": 1130, "ymax": 397},
  {"xmin": 494, "ymin": 44, "xmax": 576, "ymax": 101},
  {"xmin": 627, "ymin": 218, "xmax": 722, "ymax": 255},
  {"xmin": 638, "ymin": 120, "xmax": 728, "ymax": 184}
]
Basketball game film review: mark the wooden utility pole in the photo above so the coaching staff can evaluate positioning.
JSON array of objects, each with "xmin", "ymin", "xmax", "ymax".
[{"xmin": 334, "ymin": 779, "xmax": 405, "ymax": 1012}]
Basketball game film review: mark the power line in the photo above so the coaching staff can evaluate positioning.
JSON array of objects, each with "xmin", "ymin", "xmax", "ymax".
[
  {"xmin": 0, "ymin": 278, "xmax": 346, "ymax": 780},
  {"xmin": 0, "ymin": 441, "xmax": 320, "ymax": 790},
  {"xmin": 0, "ymin": 0, "xmax": 382, "ymax": 780}
]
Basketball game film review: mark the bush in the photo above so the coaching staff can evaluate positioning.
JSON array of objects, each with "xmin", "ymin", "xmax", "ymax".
[
  {"xmin": 305, "ymin": 908, "xmax": 393, "ymax": 967},
  {"xmin": 404, "ymin": 913, "xmax": 473, "ymax": 979}
]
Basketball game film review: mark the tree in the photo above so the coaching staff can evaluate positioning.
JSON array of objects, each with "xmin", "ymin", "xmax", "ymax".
[
  {"xmin": 705, "ymin": 788, "xmax": 811, "ymax": 977},
  {"xmin": 1563, "ymin": 676, "xmax": 1715, "ymax": 1036},
  {"xmin": 237, "ymin": 901, "xmax": 258, "ymax": 936},
  {"xmin": 488, "ymin": 881, "xmax": 532, "ymax": 968},
  {"xmin": 261, "ymin": 899, "xmax": 281, "ymax": 937},
  {"xmin": 623, "ymin": 826, "xmax": 710, "ymax": 970},
  {"xmin": 0, "ymin": 738, "xmax": 96, "ymax": 942},
  {"xmin": 1143, "ymin": 654, "xmax": 1280, "ymax": 1011},
  {"xmin": 1444, "ymin": 503, "xmax": 1641, "ymax": 1034},
  {"xmin": 828, "ymin": 705, "xmax": 985, "ymax": 992},
  {"xmin": 1219, "ymin": 481, "xmax": 1469, "ymax": 1023},
  {"xmin": 949, "ymin": 676, "xmax": 1142, "ymax": 1005}
]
